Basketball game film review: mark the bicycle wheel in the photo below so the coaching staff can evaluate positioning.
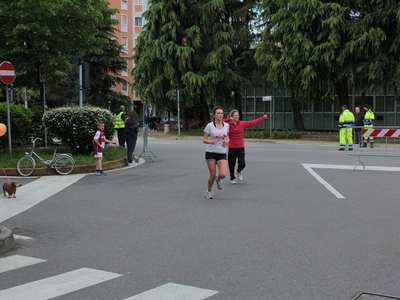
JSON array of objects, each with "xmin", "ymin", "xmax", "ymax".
[
  {"xmin": 17, "ymin": 156, "xmax": 36, "ymax": 177},
  {"xmin": 54, "ymin": 154, "xmax": 75, "ymax": 175}
]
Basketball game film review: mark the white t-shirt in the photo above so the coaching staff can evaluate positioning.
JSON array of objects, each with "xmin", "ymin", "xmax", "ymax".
[{"xmin": 204, "ymin": 122, "xmax": 229, "ymax": 154}]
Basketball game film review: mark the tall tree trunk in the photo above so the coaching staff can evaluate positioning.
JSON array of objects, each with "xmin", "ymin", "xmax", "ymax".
[
  {"xmin": 335, "ymin": 79, "xmax": 349, "ymax": 107},
  {"xmin": 180, "ymin": 98, "xmax": 188, "ymax": 129},
  {"xmin": 201, "ymin": 98, "xmax": 211, "ymax": 125},
  {"xmin": 291, "ymin": 91, "xmax": 305, "ymax": 130}
]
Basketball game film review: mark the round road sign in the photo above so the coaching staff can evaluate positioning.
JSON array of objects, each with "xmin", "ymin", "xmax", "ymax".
[{"xmin": 0, "ymin": 61, "xmax": 16, "ymax": 85}]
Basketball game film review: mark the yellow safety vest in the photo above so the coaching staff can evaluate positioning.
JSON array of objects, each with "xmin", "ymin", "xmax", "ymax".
[
  {"xmin": 363, "ymin": 109, "xmax": 374, "ymax": 129},
  {"xmin": 114, "ymin": 112, "xmax": 125, "ymax": 129}
]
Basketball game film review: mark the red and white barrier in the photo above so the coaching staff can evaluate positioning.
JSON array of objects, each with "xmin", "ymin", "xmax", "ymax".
[{"xmin": 362, "ymin": 128, "xmax": 400, "ymax": 138}]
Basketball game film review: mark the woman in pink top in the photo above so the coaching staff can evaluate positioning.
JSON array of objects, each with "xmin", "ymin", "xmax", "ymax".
[{"xmin": 223, "ymin": 110, "xmax": 267, "ymax": 184}]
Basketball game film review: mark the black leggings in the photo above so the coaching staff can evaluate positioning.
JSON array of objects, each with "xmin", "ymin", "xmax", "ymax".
[{"xmin": 228, "ymin": 148, "xmax": 246, "ymax": 180}]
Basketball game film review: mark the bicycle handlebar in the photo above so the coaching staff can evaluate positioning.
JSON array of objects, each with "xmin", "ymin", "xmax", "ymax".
[{"xmin": 30, "ymin": 137, "xmax": 42, "ymax": 144}]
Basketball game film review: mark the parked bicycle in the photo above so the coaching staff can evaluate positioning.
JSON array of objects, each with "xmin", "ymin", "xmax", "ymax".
[{"xmin": 17, "ymin": 137, "xmax": 75, "ymax": 176}]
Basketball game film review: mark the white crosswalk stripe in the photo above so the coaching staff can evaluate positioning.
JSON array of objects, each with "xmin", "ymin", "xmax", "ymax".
[
  {"xmin": 0, "ymin": 255, "xmax": 219, "ymax": 299},
  {"xmin": 0, "ymin": 174, "xmax": 85, "ymax": 223},
  {"xmin": 0, "ymin": 255, "xmax": 45, "ymax": 274},
  {"xmin": 0, "ymin": 267, "xmax": 122, "ymax": 300},
  {"xmin": 124, "ymin": 283, "xmax": 219, "ymax": 300}
]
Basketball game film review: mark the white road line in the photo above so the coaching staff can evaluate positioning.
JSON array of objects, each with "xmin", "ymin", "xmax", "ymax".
[
  {"xmin": 13, "ymin": 234, "xmax": 36, "ymax": 240},
  {"xmin": 302, "ymin": 164, "xmax": 345, "ymax": 199},
  {"xmin": 302, "ymin": 164, "xmax": 400, "ymax": 199},
  {"xmin": 125, "ymin": 283, "xmax": 219, "ymax": 300},
  {"xmin": 0, "ymin": 255, "xmax": 46, "ymax": 274},
  {"xmin": 0, "ymin": 174, "xmax": 85, "ymax": 223},
  {"xmin": 0, "ymin": 267, "xmax": 122, "ymax": 300},
  {"xmin": 304, "ymin": 163, "xmax": 400, "ymax": 172}
]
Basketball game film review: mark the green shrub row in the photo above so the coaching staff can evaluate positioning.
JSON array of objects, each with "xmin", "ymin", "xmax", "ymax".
[
  {"xmin": 244, "ymin": 129, "xmax": 300, "ymax": 139},
  {"xmin": 0, "ymin": 104, "xmax": 116, "ymax": 155}
]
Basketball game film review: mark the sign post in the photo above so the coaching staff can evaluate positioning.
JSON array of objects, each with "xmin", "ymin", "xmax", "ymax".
[
  {"xmin": 262, "ymin": 96, "xmax": 273, "ymax": 139},
  {"xmin": 0, "ymin": 61, "xmax": 16, "ymax": 159}
]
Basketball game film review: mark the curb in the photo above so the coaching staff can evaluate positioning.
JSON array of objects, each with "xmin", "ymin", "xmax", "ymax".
[
  {"xmin": 0, "ymin": 226, "xmax": 15, "ymax": 254},
  {"xmin": 1, "ymin": 157, "xmax": 128, "ymax": 177}
]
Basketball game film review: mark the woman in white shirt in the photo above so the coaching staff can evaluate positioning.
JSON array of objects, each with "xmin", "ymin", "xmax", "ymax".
[{"xmin": 203, "ymin": 106, "xmax": 230, "ymax": 199}]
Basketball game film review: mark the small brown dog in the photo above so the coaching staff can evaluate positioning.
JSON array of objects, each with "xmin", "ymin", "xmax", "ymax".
[{"xmin": 3, "ymin": 181, "xmax": 22, "ymax": 198}]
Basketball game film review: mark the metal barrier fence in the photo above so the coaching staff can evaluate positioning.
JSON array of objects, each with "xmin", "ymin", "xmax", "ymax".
[
  {"xmin": 346, "ymin": 126, "xmax": 400, "ymax": 170},
  {"xmin": 138, "ymin": 125, "xmax": 157, "ymax": 162}
]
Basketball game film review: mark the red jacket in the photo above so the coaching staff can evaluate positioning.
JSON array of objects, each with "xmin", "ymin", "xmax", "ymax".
[{"xmin": 223, "ymin": 116, "xmax": 266, "ymax": 148}]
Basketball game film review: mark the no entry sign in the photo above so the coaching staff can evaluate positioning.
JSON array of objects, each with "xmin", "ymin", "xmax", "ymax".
[{"xmin": 0, "ymin": 61, "xmax": 16, "ymax": 85}]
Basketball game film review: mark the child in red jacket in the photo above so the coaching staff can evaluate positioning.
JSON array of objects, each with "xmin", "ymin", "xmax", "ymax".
[{"xmin": 93, "ymin": 121, "xmax": 117, "ymax": 176}]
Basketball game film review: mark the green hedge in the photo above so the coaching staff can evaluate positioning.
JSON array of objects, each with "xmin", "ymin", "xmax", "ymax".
[
  {"xmin": 42, "ymin": 106, "xmax": 115, "ymax": 155},
  {"xmin": 0, "ymin": 103, "xmax": 42, "ymax": 148}
]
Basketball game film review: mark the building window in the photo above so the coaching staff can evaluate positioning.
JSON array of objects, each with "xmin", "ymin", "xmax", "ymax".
[
  {"xmin": 122, "ymin": 82, "xmax": 128, "ymax": 95},
  {"xmin": 135, "ymin": 0, "xmax": 142, "ymax": 4},
  {"xmin": 121, "ymin": 15, "xmax": 128, "ymax": 32},
  {"xmin": 111, "ymin": 15, "xmax": 117, "ymax": 20},
  {"xmin": 122, "ymin": 59, "xmax": 128, "ymax": 76},
  {"xmin": 121, "ymin": 37, "xmax": 128, "ymax": 54},
  {"xmin": 121, "ymin": 0, "xmax": 128, "ymax": 10},
  {"xmin": 135, "ymin": 17, "xmax": 142, "ymax": 27}
]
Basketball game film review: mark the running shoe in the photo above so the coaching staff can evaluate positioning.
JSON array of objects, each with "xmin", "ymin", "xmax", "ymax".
[
  {"xmin": 215, "ymin": 177, "xmax": 223, "ymax": 190},
  {"xmin": 100, "ymin": 170, "xmax": 107, "ymax": 176},
  {"xmin": 95, "ymin": 170, "xmax": 101, "ymax": 176},
  {"xmin": 205, "ymin": 190, "xmax": 213, "ymax": 199},
  {"xmin": 230, "ymin": 179, "xmax": 236, "ymax": 185},
  {"xmin": 237, "ymin": 172, "xmax": 243, "ymax": 181},
  {"xmin": 129, "ymin": 162, "xmax": 139, "ymax": 167}
]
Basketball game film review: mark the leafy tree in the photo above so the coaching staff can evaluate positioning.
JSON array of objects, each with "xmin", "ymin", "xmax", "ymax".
[
  {"xmin": 0, "ymin": 0, "xmax": 120, "ymax": 107},
  {"xmin": 132, "ymin": 0, "xmax": 257, "ymax": 125},
  {"xmin": 342, "ymin": 0, "xmax": 400, "ymax": 95},
  {"xmin": 256, "ymin": 0, "xmax": 400, "ymax": 130}
]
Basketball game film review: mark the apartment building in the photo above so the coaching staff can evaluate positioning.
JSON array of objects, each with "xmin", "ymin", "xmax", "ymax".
[{"xmin": 107, "ymin": 0, "xmax": 148, "ymax": 111}]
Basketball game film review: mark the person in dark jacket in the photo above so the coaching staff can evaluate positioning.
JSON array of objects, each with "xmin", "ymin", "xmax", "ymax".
[
  {"xmin": 125, "ymin": 110, "xmax": 140, "ymax": 166},
  {"xmin": 353, "ymin": 106, "xmax": 364, "ymax": 146}
]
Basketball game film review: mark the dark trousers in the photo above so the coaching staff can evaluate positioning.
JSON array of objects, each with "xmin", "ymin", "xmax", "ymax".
[
  {"xmin": 116, "ymin": 128, "xmax": 125, "ymax": 147},
  {"xmin": 126, "ymin": 136, "xmax": 137, "ymax": 163},
  {"xmin": 354, "ymin": 129, "xmax": 362, "ymax": 145},
  {"xmin": 228, "ymin": 148, "xmax": 246, "ymax": 180}
]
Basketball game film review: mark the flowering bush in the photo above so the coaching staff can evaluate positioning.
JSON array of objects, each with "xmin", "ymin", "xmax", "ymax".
[{"xmin": 42, "ymin": 106, "xmax": 115, "ymax": 154}]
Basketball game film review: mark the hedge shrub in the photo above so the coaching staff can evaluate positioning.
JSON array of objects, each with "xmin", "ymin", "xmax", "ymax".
[
  {"xmin": 42, "ymin": 106, "xmax": 115, "ymax": 154},
  {"xmin": 0, "ymin": 103, "xmax": 39, "ymax": 148}
]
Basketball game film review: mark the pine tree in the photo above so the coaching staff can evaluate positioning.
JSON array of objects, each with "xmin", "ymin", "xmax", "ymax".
[
  {"xmin": 256, "ymin": 0, "xmax": 400, "ymax": 130},
  {"xmin": 132, "ymin": 0, "xmax": 257, "ymax": 124}
]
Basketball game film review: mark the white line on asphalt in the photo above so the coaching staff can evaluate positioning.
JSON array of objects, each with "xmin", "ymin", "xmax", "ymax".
[
  {"xmin": 302, "ymin": 164, "xmax": 400, "ymax": 199},
  {"xmin": 302, "ymin": 164, "xmax": 345, "ymax": 199},
  {"xmin": 0, "ymin": 267, "xmax": 122, "ymax": 300},
  {"xmin": 304, "ymin": 163, "xmax": 400, "ymax": 172},
  {"xmin": 0, "ymin": 255, "xmax": 46, "ymax": 274},
  {"xmin": 124, "ymin": 283, "xmax": 219, "ymax": 300},
  {"xmin": 13, "ymin": 234, "xmax": 36, "ymax": 240},
  {"xmin": 0, "ymin": 174, "xmax": 85, "ymax": 223}
]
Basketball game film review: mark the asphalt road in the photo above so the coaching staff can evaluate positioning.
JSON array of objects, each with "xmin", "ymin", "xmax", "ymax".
[{"xmin": 0, "ymin": 135, "xmax": 400, "ymax": 300}]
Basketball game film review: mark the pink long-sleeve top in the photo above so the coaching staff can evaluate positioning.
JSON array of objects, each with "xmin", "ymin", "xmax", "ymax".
[{"xmin": 222, "ymin": 116, "xmax": 266, "ymax": 148}]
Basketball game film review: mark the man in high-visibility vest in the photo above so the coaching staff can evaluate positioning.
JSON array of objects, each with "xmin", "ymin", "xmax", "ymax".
[
  {"xmin": 363, "ymin": 104, "xmax": 375, "ymax": 148},
  {"xmin": 338, "ymin": 104, "xmax": 355, "ymax": 151},
  {"xmin": 114, "ymin": 105, "xmax": 126, "ymax": 147}
]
